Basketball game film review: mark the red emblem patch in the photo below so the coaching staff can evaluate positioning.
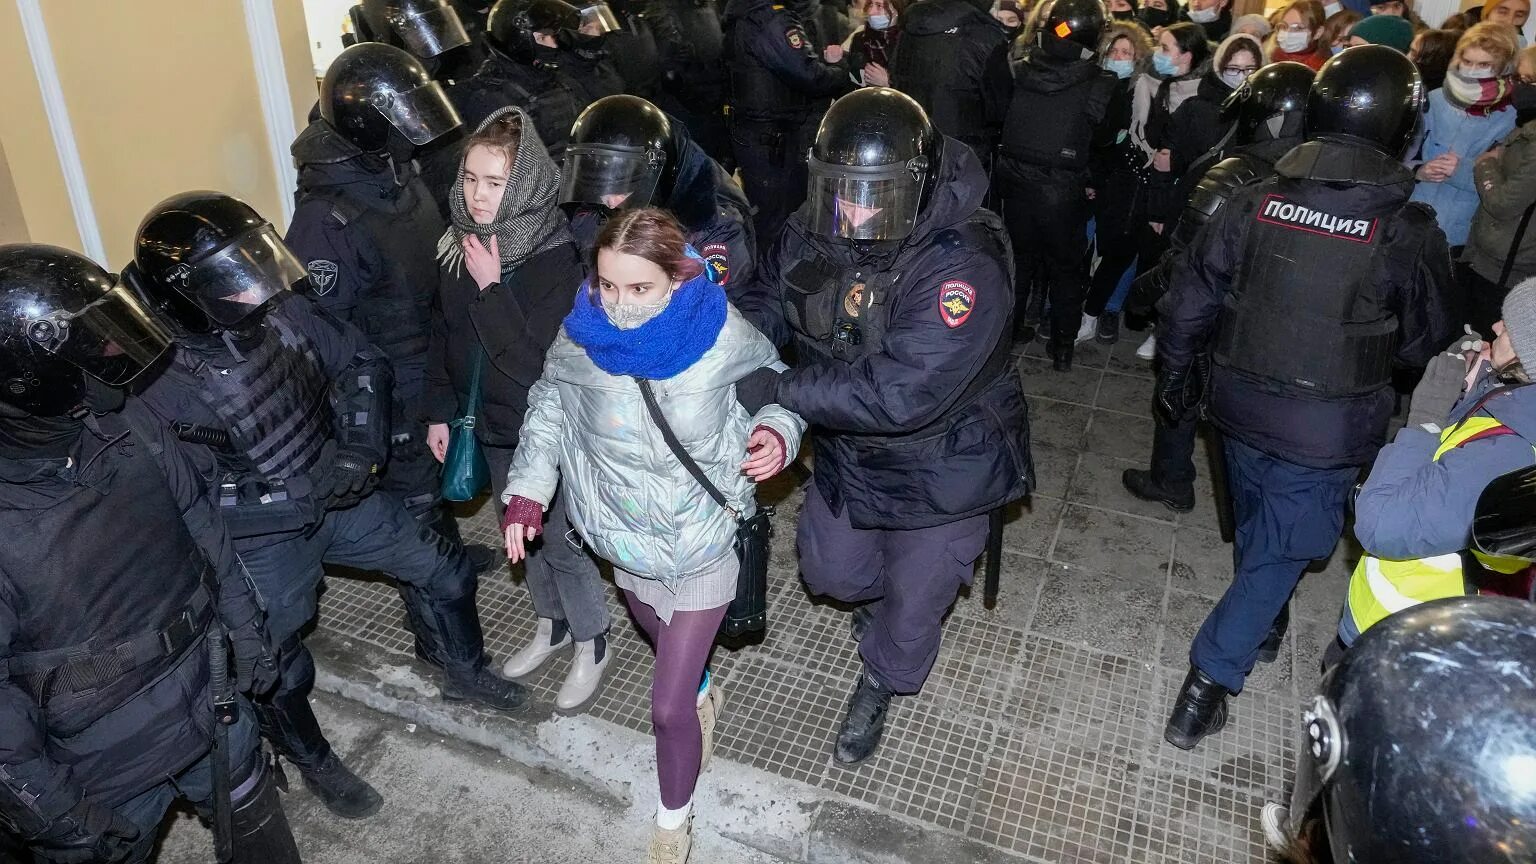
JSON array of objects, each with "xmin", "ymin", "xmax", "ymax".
[
  {"xmin": 701, "ymin": 243, "xmax": 730, "ymax": 284},
  {"xmin": 938, "ymin": 280, "xmax": 975, "ymax": 328}
]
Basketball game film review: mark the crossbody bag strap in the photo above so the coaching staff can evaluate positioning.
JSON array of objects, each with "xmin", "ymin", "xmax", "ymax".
[
  {"xmin": 1498, "ymin": 199, "xmax": 1536, "ymax": 291},
  {"xmin": 635, "ymin": 378, "xmax": 739, "ymax": 518},
  {"xmin": 465, "ymin": 347, "xmax": 485, "ymax": 423}
]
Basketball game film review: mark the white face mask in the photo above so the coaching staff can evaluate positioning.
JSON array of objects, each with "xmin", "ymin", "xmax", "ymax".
[
  {"xmin": 1221, "ymin": 69, "xmax": 1247, "ymax": 87},
  {"xmin": 1277, "ymin": 29, "xmax": 1311, "ymax": 53},
  {"xmin": 1323, "ymin": 0, "xmax": 1342, "ymax": 14},
  {"xmin": 1459, "ymin": 66, "xmax": 1498, "ymax": 80},
  {"xmin": 1187, "ymin": 5, "xmax": 1219, "ymax": 22}
]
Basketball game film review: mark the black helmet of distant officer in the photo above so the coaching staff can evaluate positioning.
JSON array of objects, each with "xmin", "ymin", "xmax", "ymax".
[
  {"xmin": 560, "ymin": 94, "xmax": 680, "ymax": 215},
  {"xmin": 355, "ymin": 0, "xmax": 472, "ymax": 62},
  {"xmin": 1033, "ymin": 0, "xmax": 1108, "ymax": 60},
  {"xmin": 486, "ymin": 0, "xmax": 593, "ymax": 63},
  {"xmin": 317, "ymin": 41, "xmax": 463, "ymax": 168},
  {"xmin": 1305, "ymin": 43, "xmax": 1424, "ymax": 156}
]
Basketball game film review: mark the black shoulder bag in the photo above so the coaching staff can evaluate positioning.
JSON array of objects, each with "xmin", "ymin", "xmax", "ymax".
[{"xmin": 634, "ymin": 379, "xmax": 773, "ymax": 637}]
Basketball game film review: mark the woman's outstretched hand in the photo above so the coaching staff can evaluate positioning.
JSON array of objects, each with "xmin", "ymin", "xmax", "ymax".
[{"xmin": 742, "ymin": 426, "xmax": 787, "ymax": 482}]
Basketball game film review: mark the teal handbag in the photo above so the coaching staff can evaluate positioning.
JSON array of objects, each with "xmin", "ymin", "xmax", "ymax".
[{"xmin": 440, "ymin": 348, "xmax": 490, "ymax": 502}]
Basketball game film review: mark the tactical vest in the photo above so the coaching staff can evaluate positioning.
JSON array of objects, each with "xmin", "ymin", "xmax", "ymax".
[
  {"xmin": 302, "ymin": 177, "xmax": 444, "ymax": 365},
  {"xmin": 1344, "ymin": 416, "xmax": 1536, "ymax": 641},
  {"xmin": 999, "ymin": 68, "xmax": 1113, "ymax": 173},
  {"xmin": 179, "ymin": 315, "xmax": 333, "ymax": 481},
  {"xmin": 1212, "ymin": 192, "xmax": 1399, "ymax": 398}
]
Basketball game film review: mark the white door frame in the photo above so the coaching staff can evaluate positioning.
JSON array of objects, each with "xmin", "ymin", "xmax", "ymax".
[{"xmin": 243, "ymin": 0, "xmax": 300, "ymax": 227}]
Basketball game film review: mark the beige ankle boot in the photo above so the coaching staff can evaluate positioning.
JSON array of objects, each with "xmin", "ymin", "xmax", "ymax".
[{"xmin": 647, "ymin": 815, "xmax": 692, "ymax": 864}]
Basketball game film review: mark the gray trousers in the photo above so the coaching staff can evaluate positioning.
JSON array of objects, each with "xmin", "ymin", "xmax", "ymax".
[{"xmin": 486, "ymin": 443, "xmax": 611, "ymax": 641}]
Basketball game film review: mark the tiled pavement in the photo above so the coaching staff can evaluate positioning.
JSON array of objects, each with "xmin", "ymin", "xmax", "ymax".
[{"xmin": 315, "ymin": 334, "xmax": 1362, "ymax": 864}]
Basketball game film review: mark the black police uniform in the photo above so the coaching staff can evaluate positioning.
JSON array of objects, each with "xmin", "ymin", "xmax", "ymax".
[
  {"xmin": 722, "ymin": 0, "xmax": 851, "ymax": 245},
  {"xmin": 605, "ymin": 0, "xmax": 662, "ymax": 97},
  {"xmin": 887, "ymin": 0, "xmax": 1012, "ymax": 158},
  {"xmin": 447, "ymin": 45, "xmax": 586, "ymax": 162},
  {"xmin": 751, "ymin": 136, "xmax": 1033, "ymax": 700},
  {"xmin": 0, "ymin": 402, "xmax": 298, "ymax": 864},
  {"xmin": 135, "ymin": 292, "xmax": 504, "ymax": 784},
  {"xmin": 559, "ymin": 38, "xmax": 629, "ymax": 106},
  {"xmin": 285, "ymin": 120, "xmax": 454, "ymax": 544},
  {"xmin": 650, "ymin": 0, "xmax": 733, "ymax": 168},
  {"xmin": 995, "ymin": 27, "xmax": 1117, "ymax": 365},
  {"xmin": 568, "ymin": 119, "xmax": 757, "ymax": 299},
  {"xmin": 1157, "ymin": 135, "xmax": 1454, "ymax": 733}
]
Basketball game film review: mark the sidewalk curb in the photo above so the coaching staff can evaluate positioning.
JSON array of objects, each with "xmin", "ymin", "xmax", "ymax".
[{"xmin": 305, "ymin": 629, "xmax": 1039, "ymax": 864}]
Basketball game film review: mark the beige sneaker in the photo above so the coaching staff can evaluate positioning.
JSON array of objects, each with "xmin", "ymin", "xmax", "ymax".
[
  {"xmin": 648, "ymin": 817, "xmax": 693, "ymax": 864},
  {"xmin": 697, "ymin": 683, "xmax": 725, "ymax": 772}
]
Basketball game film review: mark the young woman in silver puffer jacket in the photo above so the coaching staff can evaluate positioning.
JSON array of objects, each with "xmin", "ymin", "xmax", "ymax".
[{"xmin": 500, "ymin": 208, "xmax": 803, "ymax": 864}]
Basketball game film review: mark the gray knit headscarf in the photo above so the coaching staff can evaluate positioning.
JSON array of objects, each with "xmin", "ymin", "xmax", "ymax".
[{"xmin": 438, "ymin": 106, "xmax": 573, "ymax": 277}]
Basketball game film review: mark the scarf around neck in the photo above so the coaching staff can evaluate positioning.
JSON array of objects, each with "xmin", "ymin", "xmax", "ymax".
[
  {"xmin": 1444, "ymin": 72, "xmax": 1517, "ymax": 117},
  {"xmin": 562, "ymin": 266, "xmax": 727, "ymax": 380},
  {"xmin": 437, "ymin": 106, "xmax": 574, "ymax": 277}
]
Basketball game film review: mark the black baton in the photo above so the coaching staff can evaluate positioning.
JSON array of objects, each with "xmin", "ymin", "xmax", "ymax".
[
  {"xmin": 208, "ymin": 627, "xmax": 236, "ymax": 862},
  {"xmin": 984, "ymin": 507, "xmax": 1004, "ymax": 609}
]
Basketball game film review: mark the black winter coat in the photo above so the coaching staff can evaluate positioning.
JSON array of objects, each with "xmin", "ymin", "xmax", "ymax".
[
  {"xmin": 424, "ymin": 243, "xmax": 585, "ymax": 448},
  {"xmin": 889, "ymin": 0, "xmax": 1012, "ymax": 155},
  {"xmin": 1164, "ymin": 72, "xmax": 1236, "ymax": 209}
]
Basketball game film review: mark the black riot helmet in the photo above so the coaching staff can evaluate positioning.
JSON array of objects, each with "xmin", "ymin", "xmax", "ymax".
[
  {"xmin": 128, "ymin": 192, "xmax": 307, "ymax": 335},
  {"xmin": 806, "ymin": 88, "xmax": 939, "ymax": 242},
  {"xmin": 1222, "ymin": 61, "xmax": 1313, "ymax": 146},
  {"xmin": 1035, "ymin": 0, "xmax": 1107, "ymax": 59},
  {"xmin": 0, "ymin": 245, "xmax": 171, "ymax": 417},
  {"xmin": 487, "ymin": 0, "xmax": 583, "ymax": 61},
  {"xmin": 318, "ymin": 42, "xmax": 462, "ymax": 151},
  {"xmin": 1305, "ymin": 44, "xmax": 1424, "ymax": 157},
  {"xmin": 358, "ymin": 0, "xmax": 472, "ymax": 58},
  {"xmin": 561, "ymin": 95, "xmax": 676, "ymax": 212},
  {"xmin": 1286, "ymin": 596, "xmax": 1536, "ymax": 863}
]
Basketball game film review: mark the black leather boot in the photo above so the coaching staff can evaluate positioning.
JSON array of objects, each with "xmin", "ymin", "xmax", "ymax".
[
  {"xmin": 442, "ymin": 666, "xmax": 528, "ymax": 711},
  {"xmin": 300, "ymin": 752, "xmax": 383, "ymax": 820},
  {"xmin": 1257, "ymin": 604, "xmax": 1291, "ymax": 663},
  {"xmin": 1121, "ymin": 469, "xmax": 1195, "ymax": 513},
  {"xmin": 1164, "ymin": 666, "xmax": 1229, "ymax": 751},
  {"xmin": 1049, "ymin": 338, "xmax": 1073, "ymax": 372},
  {"xmin": 834, "ymin": 673, "xmax": 894, "ymax": 765}
]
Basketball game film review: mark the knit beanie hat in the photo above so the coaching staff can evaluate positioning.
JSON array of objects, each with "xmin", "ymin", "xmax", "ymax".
[
  {"xmin": 1348, "ymin": 15, "xmax": 1414, "ymax": 52},
  {"xmin": 1232, "ymin": 13, "xmax": 1271, "ymax": 36},
  {"xmin": 1503, "ymin": 277, "xmax": 1536, "ymax": 365}
]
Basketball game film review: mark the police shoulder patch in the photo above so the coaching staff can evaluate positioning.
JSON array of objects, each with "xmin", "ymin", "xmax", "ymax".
[
  {"xmin": 701, "ymin": 243, "xmax": 730, "ymax": 285},
  {"xmin": 306, "ymin": 259, "xmax": 339, "ymax": 295},
  {"xmin": 786, "ymin": 27, "xmax": 806, "ymax": 49},
  {"xmin": 938, "ymin": 280, "xmax": 975, "ymax": 328}
]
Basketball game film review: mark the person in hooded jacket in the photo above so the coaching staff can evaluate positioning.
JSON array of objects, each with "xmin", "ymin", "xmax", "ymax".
[
  {"xmin": 285, "ymin": 43, "xmax": 496, "ymax": 570},
  {"xmin": 723, "ymin": 0, "xmax": 854, "ymax": 245},
  {"xmin": 649, "ymin": 0, "xmax": 734, "ymax": 169},
  {"xmin": 423, "ymin": 109, "xmax": 613, "ymax": 711},
  {"xmin": 735, "ymin": 88, "xmax": 1033, "ymax": 767},
  {"xmin": 0, "ymin": 245, "xmax": 298, "ymax": 864},
  {"xmin": 1154, "ymin": 47, "xmax": 1455, "ymax": 752},
  {"xmin": 562, "ymin": 95, "xmax": 758, "ymax": 307},
  {"xmin": 992, "ymin": 0, "xmax": 1026, "ymax": 37},
  {"xmin": 1138, "ymin": 0, "xmax": 1180, "ymax": 29},
  {"xmin": 1461, "ymin": 116, "xmax": 1536, "ymax": 333},
  {"xmin": 888, "ymin": 0, "xmax": 1015, "ymax": 160},
  {"xmin": 996, "ymin": 0, "xmax": 1119, "ymax": 369},
  {"xmin": 1161, "ymin": 33, "xmax": 1265, "ymax": 210}
]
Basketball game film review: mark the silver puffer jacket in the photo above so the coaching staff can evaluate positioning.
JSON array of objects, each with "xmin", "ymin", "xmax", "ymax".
[{"xmin": 503, "ymin": 305, "xmax": 805, "ymax": 585}]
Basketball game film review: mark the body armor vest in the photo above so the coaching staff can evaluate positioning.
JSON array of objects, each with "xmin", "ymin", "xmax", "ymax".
[
  {"xmin": 1213, "ymin": 191, "xmax": 1399, "ymax": 398},
  {"xmin": 1000, "ymin": 63, "xmax": 1113, "ymax": 173},
  {"xmin": 181, "ymin": 315, "xmax": 333, "ymax": 480},
  {"xmin": 304, "ymin": 178, "xmax": 444, "ymax": 366}
]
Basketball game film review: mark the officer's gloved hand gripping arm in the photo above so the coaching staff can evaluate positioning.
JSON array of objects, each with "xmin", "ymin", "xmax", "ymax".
[
  {"xmin": 772, "ymin": 257, "xmax": 1011, "ymax": 434},
  {"xmin": 0, "ymin": 588, "xmax": 141, "ymax": 861}
]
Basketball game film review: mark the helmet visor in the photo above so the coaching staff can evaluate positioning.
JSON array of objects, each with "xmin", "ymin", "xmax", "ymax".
[
  {"xmin": 377, "ymin": 79, "xmax": 462, "ymax": 144},
  {"xmin": 578, "ymin": 3, "xmax": 622, "ymax": 33},
  {"xmin": 560, "ymin": 144, "xmax": 665, "ymax": 210},
  {"xmin": 804, "ymin": 156, "xmax": 925, "ymax": 241},
  {"xmin": 23, "ymin": 279, "xmax": 171, "ymax": 386},
  {"xmin": 395, "ymin": 5, "xmax": 472, "ymax": 56},
  {"xmin": 172, "ymin": 226, "xmax": 307, "ymax": 326}
]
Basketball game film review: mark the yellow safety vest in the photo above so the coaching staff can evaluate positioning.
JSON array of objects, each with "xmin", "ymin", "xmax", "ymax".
[{"xmin": 1346, "ymin": 416, "xmax": 1535, "ymax": 639}]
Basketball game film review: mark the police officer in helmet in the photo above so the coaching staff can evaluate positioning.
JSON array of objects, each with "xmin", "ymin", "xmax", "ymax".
[
  {"xmin": 562, "ymin": 94, "xmax": 758, "ymax": 300},
  {"xmin": 1121, "ymin": 60, "xmax": 1314, "ymax": 519},
  {"xmin": 350, "ymin": 0, "xmax": 475, "ymax": 79},
  {"xmin": 130, "ymin": 192, "xmax": 527, "ymax": 821},
  {"xmin": 1156, "ymin": 45, "xmax": 1454, "ymax": 751},
  {"xmin": 1261, "ymin": 596, "xmax": 1536, "ymax": 862},
  {"xmin": 737, "ymin": 88, "xmax": 1032, "ymax": 763},
  {"xmin": 0, "ymin": 245, "xmax": 301, "ymax": 862}
]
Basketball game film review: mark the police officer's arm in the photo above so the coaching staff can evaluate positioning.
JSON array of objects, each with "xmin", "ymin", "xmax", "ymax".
[
  {"xmin": 758, "ymin": 15, "xmax": 853, "ymax": 96},
  {"xmin": 1156, "ymin": 191, "xmax": 1245, "ymax": 371},
  {"xmin": 0, "ymin": 579, "xmax": 81, "ymax": 840},
  {"xmin": 776, "ymin": 254, "xmax": 1009, "ymax": 434},
  {"xmin": 697, "ymin": 220, "xmax": 758, "ymax": 311},
  {"xmin": 283, "ymin": 197, "xmax": 368, "ymax": 324},
  {"xmin": 1354, "ymin": 429, "xmax": 1536, "ymax": 559},
  {"xmin": 275, "ymin": 294, "xmax": 395, "ymax": 464},
  {"xmin": 733, "ymin": 229, "xmax": 793, "ymax": 347},
  {"xmin": 1392, "ymin": 216, "xmax": 1457, "ymax": 367}
]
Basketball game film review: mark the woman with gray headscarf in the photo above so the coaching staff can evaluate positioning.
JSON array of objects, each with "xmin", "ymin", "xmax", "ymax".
[{"xmin": 422, "ymin": 106, "xmax": 615, "ymax": 712}]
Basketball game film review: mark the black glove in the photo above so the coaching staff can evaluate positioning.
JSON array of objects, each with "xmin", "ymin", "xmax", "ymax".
[
  {"xmin": 32, "ymin": 800, "xmax": 140, "ymax": 864},
  {"xmin": 735, "ymin": 367, "xmax": 784, "ymax": 415},
  {"xmin": 1155, "ymin": 366, "xmax": 1196, "ymax": 425},
  {"xmin": 314, "ymin": 444, "xmax": 379, "ymax": 510},
  {"xmin": 228, "ymin": 617, "xmax": 280, "ymax": 696}
]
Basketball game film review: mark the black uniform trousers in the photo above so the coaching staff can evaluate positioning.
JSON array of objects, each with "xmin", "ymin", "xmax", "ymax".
[
  {"xmin": 999, "ymin": 176, "xmax": 1091, "ymax": 343},
  {"xmin": 731, "ymin": 115, "xmax": 818, "ymax": 250}
]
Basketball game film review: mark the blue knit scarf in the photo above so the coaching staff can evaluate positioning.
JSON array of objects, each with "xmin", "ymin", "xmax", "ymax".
[{"xmin": 563, "ymin": 266, "xmax": 727, "ymax": 380}]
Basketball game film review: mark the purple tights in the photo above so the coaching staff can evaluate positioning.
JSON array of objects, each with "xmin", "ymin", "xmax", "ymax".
[{"xmin": 623, "ymin": 591, "xmax": 727, "ymax": 809}]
